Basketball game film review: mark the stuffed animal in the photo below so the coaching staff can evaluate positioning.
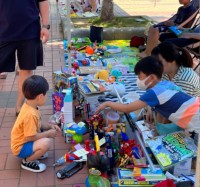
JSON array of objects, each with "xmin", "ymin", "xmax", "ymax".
[
  {"xmin": 111, "ymin": 69, "xmax": 122, "ymax": 82},
  {"xmin": 94, "ymin": 70, "xmax": 109, "ymax": 81}
]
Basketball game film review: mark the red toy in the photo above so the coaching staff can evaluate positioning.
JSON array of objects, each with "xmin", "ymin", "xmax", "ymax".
[
  {"xmin": 72, "ymin": 62, "xmax": 79, "ymax": 70},
  {"xmin": 82, "ymin": 59, "xmax": 88, "ymax": 66}
]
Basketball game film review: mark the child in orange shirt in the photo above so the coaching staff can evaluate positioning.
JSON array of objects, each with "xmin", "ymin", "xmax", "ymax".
[{"xmin": 11, "ymin": 75, "xmax": 61, "ymax": 172}]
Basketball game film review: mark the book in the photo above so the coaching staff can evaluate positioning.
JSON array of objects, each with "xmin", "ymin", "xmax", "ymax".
[
  {"xmin": 168, "ymin": 26, "xmax": 183, "ymax": 36},
  {"xmin": 144, "ymin": 174, "xmax": 166, "ymax": 182},
  {"xmin": 146, "ymin": 131, "xmax": 197, "ymax": 170},
  {"xmin": 133, "ymin": 167, "xmax": 163, "ymax": 178},
  {"xmin": 116, "ymin": 168, "xmax": 154, "ymax": 186},
  {"xmin": 78, "ymin": 80, "xmax": 110, "ymax": 94}
]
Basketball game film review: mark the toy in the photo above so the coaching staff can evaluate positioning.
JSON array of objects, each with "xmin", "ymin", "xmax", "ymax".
[
  {"xmin": 107, "ymin": 76, "xmax": 115, "ymax": 83},
  {"xmin": 85, "ymin": 140, "xmax": 91, "ymax": 151},
  {"xmin": 105, "ymin": 124, "xmax": 114, "ymax": 132},
  {"xmin": 118, "ymin": 154, "xmax": 130, "ymax": 168},
  {"xmin": 48, "ymin": 111, "xmax": 62, "ymax": 125},
  {"xmin": 116, "ymin": 123, "xmax": 126, "ymax": 134},
  {"xmin": 65, "ymin": 122, "xmax": 87, "ymax": 144},
  {"xmin": 85, "ymin": 168, "xmax": 110, "ymax": 187},
  {"xmin": 87, "ymin": 152, "xmax": 109, "ymax": 174},
  {"xmin": 96, "ymin": 48, "xmax": 104, "ymax": 56},
  {"xmin": 88, "ymin": 114, "xmax": 105, "ymax": 140},
  {"xmin": 94, "ymin": 133, "xmax": 100, "ymax": 152},
  {"xmin": 86, "ymin": 143, "xmax": 111, "ymax": 186},
  {"xmin": 82, "ymin": 59, "xmax": 89, "ymax": 66},
  {"xmin": 56, "ymin": 162, "xmax": 83, "ymax": 179},
  {"xmin": 111, "ymin": 69, "xmax": 122, "ymax": 82},
  {"xmin": 120, "ymin": 140, "xmax": 137, "ymax": 157},
  {"xmin": 106, "ymin": 111, "xmax": 120, "ymax": 124},
  {"xmin": 86, "ymin": 46, "xmax": 94, "ymax": 55},
  {"xmin": 105, "ymin": 134, "xmax": 115, "ymax": 175},
  {"xmin": 94, "ymin": 70, "xmax": 109, "ymax": 81},
  {"xmin": 107, "ymin": 82, "xmax": 125, "ymax": 97},
  {"xmin": 53, "ymin": 153, "xmax": 79, "ymax": 166},
  {"xmin": 72, "ymin": 62, "xmax": 79, "ymax": 70}
]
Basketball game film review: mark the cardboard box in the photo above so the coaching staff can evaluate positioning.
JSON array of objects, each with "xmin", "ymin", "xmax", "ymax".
[{"xmin": 79, "ymin": 91, "xmax": 104, "ymax": 119}]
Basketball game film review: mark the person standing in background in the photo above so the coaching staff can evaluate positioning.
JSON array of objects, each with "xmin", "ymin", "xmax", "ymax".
[{"xmin": 0, "ymin": 0, "xmax": 50, "ymax": 116}]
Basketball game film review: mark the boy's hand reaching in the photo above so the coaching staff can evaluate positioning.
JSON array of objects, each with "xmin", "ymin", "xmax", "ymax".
[{"xmin": 95, "ymin": 102, "xmax": 109, "ymax": 114}]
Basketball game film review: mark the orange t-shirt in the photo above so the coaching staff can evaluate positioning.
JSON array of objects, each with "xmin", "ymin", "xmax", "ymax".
[{"xmin": 11, "ymin": 103, "xmax": 41, "ymax": 156}]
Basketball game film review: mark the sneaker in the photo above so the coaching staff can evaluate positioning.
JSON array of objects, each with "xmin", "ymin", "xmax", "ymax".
[
  {"xmin": 38, "ymin": 152, "xmax": 48, "ymax": 160},
  {"xmin": 21, "ymin": 159, "xmax": 46, "ymax": 172}
]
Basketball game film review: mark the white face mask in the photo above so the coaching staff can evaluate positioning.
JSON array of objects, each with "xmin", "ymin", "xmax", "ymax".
[{"xmin": 136, "ymin": 75, "xmax": 152, "ymax": 90}]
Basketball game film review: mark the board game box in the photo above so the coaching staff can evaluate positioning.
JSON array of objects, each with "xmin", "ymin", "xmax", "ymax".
[{"xmin": 146, "ymin": 131, "xmax": 197, "ymax": 170}]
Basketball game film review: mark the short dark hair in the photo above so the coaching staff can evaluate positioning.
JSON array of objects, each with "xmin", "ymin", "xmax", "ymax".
[
  {"xmin": 134, "ymin": 56, "xmax": 163, "ymax": 79},
  {"xmin": 22, "ymin": 75, "xmax": 49, "ymax": 100}
]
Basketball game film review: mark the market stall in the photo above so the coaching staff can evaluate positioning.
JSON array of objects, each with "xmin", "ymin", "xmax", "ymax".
[{"xmin": 50, "ymin": 35, "xmax": 197, "ymax": 187}]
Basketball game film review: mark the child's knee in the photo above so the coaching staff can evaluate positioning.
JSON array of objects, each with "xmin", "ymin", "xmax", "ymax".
[{"xmin": 41, "ymin": 138, "xmax": 51, "ymax": 150}]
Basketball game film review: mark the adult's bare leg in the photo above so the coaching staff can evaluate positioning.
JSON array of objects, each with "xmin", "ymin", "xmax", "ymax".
[
  {"xmin": 138, "ymin": 27, "xmax": 160, "ymax": 58},
  {"xmin": 90, "ymin": 0, "xmax": 97, "ymax": 12},
  {"xmin": 16, "ymin": 69, "xmax": 33, "ymax": 113}
]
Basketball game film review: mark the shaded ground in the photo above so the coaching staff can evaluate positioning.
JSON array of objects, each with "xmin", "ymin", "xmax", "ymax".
[{"xmin": 72, "ymin": 16, "xmax": 149, "ymax": 28}]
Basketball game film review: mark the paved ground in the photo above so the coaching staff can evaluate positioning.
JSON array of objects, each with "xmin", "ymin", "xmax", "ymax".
[{"xmin": 0, "ymin": 0, "xmax": 199, "ymax": 187}]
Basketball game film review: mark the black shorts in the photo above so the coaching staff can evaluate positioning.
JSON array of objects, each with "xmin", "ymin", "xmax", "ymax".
[
  {"xmin": 153, "ymin": 24, "xmax": 169, "ymax": 33},
  {"xmin": 0, "ymin": 39, "xmax": 43, "ymax": 72}
]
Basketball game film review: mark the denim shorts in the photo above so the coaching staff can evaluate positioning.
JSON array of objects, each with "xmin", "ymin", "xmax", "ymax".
[{"xmin": 18, "ymin": 142, "xmax": 34, "ymax": 159}]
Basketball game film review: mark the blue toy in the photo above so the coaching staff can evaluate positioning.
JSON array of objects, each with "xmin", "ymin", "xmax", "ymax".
[{"xmin": 111, "ymin": 69, "xmax": 122, "ymax": 82}]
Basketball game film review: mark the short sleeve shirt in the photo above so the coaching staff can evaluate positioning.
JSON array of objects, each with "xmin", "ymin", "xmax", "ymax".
[
  {"xmin": 174, "ymin": 5, "xmax": 197, "ymax": 27},
  {"xmin": 139, "ymin": 81, "xmax": 200, "ymax": 132},
  {"xmin": 0, "ymin": 0, "xmax": 47, "ymax": 41},
  {"xmin": 11, "ymin": 103, "xmax": 41, "ymax": 156},
  {"xmin": 162, "ymin": 66, "xmax": 200, "ymax": 97}
]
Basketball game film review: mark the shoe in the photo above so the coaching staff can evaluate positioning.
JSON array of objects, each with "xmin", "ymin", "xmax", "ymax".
[
  {"xmin": 21, "ymin": 159, "xmax": 46, "ymax": 172},
  {"xmin": 0, "ymin": 72, "xmax": 8, "ymax": 79},
  {"xmin": 38, "ymin": 152, "xmax": 48, "ymax": 160}
]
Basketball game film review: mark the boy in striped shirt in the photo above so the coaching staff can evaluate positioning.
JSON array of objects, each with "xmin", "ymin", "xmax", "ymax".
[{"xmin": 96, "ymin": 56, "xmax": 200, "ymax": 134}]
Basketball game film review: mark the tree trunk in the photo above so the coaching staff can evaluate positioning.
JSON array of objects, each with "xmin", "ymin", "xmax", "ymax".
[{"xmin": 100, "ymin": 0, "xmax": 114, "ymax": 21}]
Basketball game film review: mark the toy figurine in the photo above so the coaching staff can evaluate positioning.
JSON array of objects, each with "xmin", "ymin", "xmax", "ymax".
[
  {"xmin": 72, "ymin": 62, "xmax": 79, "ymax": 70},
  {"xmin": 85, "ymin": 140, "xmax": 91, "ymax": 151},
  {"xmin": 118, "ymin": 154, "xmax": 130, "ymax": 168},
  {"xmin": 116, "ymin": 123, "xmax": 126, "ymax": 134},
  {"xmin": 89, "ymin": 114, "xmax": 105, "ymax": 140},
  {"xmin": 82, "ymin": 59, "xmax": 89, "ymax": 66},
  {"xmin": 105, "ymin": 124, "xmax": 114, "ymax": 132},
  {"xmin": 111, "ymin": 69, "xmax": 122, "ymax": 82}
]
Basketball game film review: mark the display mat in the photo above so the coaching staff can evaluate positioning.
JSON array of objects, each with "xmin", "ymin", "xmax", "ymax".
[{"xmin": 100, "ymin": 73, "xmax": 145, "ymax": 103}]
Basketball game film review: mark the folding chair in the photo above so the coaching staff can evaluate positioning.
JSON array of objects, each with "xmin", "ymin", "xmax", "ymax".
[
  {"xmin": 187, "ymin": 42, "xmax": 200, "ymax": 71},
  {"xmin": 184, "ymin": 8, "xmax": 200, "ymax": 71}
]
